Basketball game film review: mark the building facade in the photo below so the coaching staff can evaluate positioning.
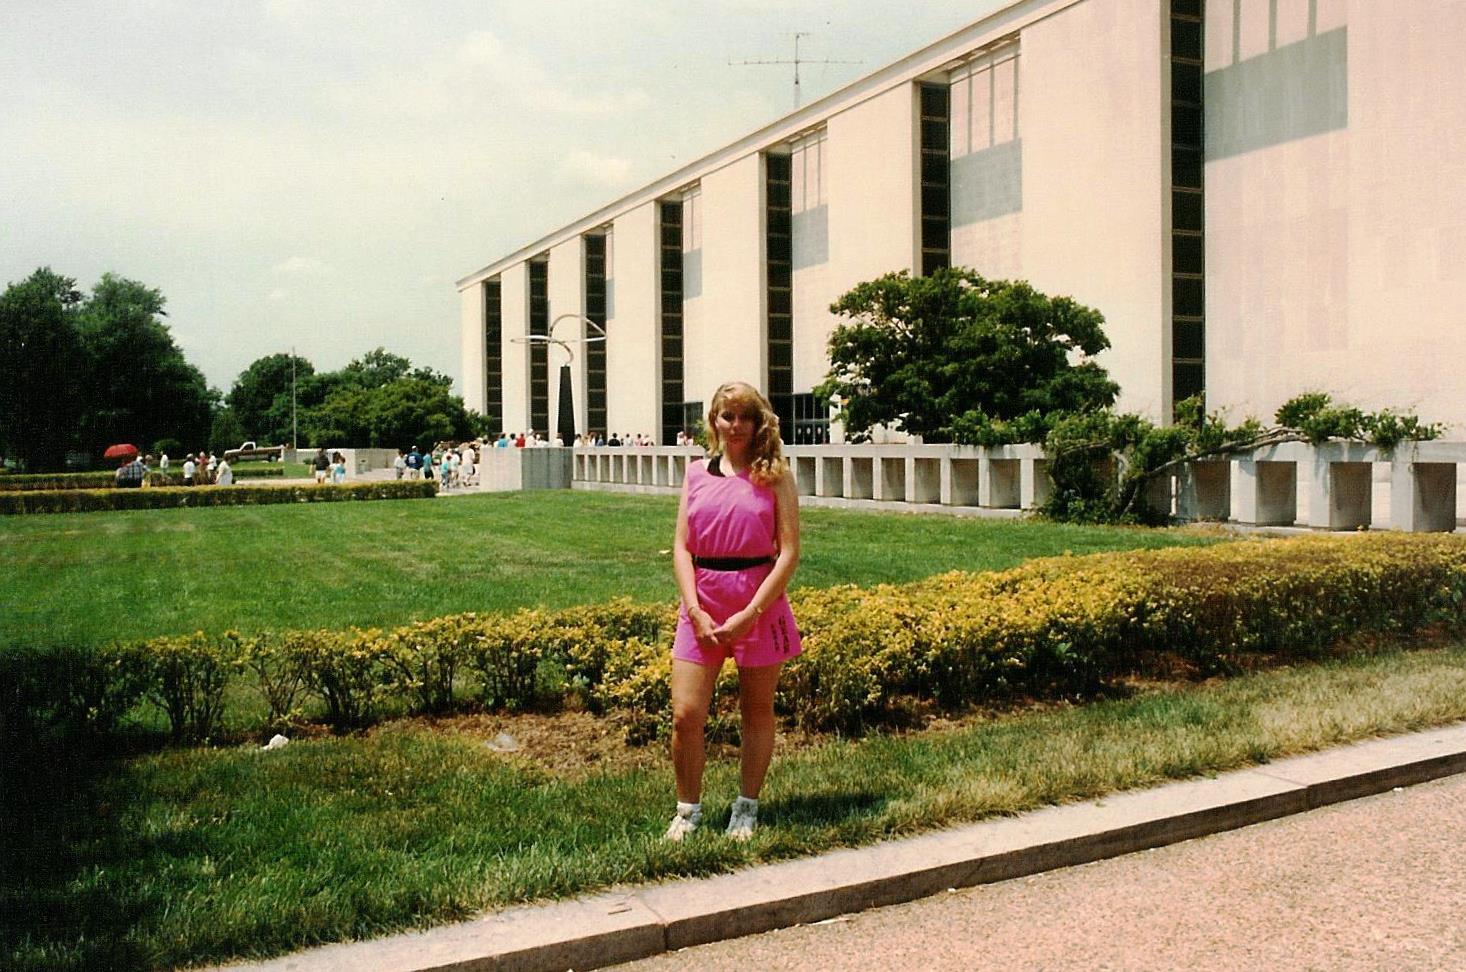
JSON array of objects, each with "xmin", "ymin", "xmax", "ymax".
[{"xmin": 458, "ymin": 0, "xmax": 1465, "ymax": 443}]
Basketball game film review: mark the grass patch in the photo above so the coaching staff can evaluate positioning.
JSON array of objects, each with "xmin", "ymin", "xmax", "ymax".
[
  {"xmin": 6, "ymin": 641, "xmax": 1466, "ymax": 970},
  {"xmin": 0, "ymin": 491, "xmax": 1217, "ymax": 648}
]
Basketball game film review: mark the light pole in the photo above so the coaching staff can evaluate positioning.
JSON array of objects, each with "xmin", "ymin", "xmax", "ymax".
[{"xmin": 513, "ymin": 312, "xmax": 606, "ymax": 445}]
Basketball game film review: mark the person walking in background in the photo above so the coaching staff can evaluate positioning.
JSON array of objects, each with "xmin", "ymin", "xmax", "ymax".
[
  {"xmin": 460, "ymin": 447, "xmax": 476, "ymax": 487},
  {"xmin": 215, "ymin": 456, "xmax": 233, "ymax": 486},
  {"xmin": 394, "ymin": 449, "xmax": 406, "ymax": 480},
  {"xmin": 115, "ymin": 454, "xmax": 148, "ymax": 488},
  {"xmin": 312, "ymin": 447, "xmax": 330, "ymax": 484},
  {"xmin": 182, "ymin": 454, "xmax": 196, "ymax": 486},
  {"xmin": 331, "ymin": 452, "xmax": 346, "ymax": 484},
  {"xmin": 666, "ymin": 381, "xmax": 801, "ymax": 842},
  {"xmin": 406, "ymin": 446, "xmax": 423, "ymax": 478}
]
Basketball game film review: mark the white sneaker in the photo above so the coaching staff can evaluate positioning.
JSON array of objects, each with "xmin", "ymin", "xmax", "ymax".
[
  {"xmin": 665, "ymin": 805, "xmax": 701, "ymax": 842},
  {"xmin": 726, "ymin": 797, "xmax": 758, "ymax": 841}
]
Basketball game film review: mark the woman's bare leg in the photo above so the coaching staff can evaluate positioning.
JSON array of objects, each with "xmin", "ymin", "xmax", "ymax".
[
  {"xmin": 736, "ymin": 662, "xmax": 782, "ymax": 799},
  {"xmin": 671, "ymin": 659, "xmax": 721, "ymax": 803}
]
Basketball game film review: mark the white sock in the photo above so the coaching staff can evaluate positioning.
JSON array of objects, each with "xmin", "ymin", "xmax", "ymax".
[{"xmin": 676, "ymin": 801, "xmax": 702, "ymax": 820}]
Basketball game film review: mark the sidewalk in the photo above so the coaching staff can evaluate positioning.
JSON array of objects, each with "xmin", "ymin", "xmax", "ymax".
[{"xmin": 214, "ymin": 722, "xmax": 1466, "ymax": 972}]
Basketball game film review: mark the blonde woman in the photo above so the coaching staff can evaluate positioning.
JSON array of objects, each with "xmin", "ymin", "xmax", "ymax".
[{"xmin": 667, "ymin": 381, "xmax": 801, "ymax": 841}]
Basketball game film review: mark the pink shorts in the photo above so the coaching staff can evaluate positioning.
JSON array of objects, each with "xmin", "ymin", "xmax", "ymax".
[{"xmin": 673, "ymin": 564, "xmax": 802, "ymax": 668}]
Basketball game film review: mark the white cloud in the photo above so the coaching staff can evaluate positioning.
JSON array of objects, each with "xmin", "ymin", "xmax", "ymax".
[
  {"xmin": 557, "ymin": 150, "xmax": 635, "ymax": 189},
  {"xmin": 271, "ymin": 256, "xmax": 325, "ymax": 276},
  {"xmin": 267, "ymin": 288, "xmax": 289, "ymax": 301}
]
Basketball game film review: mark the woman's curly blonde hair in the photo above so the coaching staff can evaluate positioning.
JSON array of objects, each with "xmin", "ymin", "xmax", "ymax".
[{"xmin": 705, "ymin": 381, "xmax": 788, "ymax": 487}]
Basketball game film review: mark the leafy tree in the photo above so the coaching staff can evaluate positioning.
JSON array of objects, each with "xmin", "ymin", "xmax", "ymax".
[
  {"xmin": 0, "ymin": 268, "xmax": 86, "ymax": 470},
  {"xmin": 209, "ymin": 408, "xmax": 247, "ymax": 455},
  {"xmin": 342, "ymin": 348, "xmax": 413, "ymax": 389},
  {"xmin": 227, "ymin": 353, "xmax": 313, "ymax": 445},
  {"xmin": 816, "ymin": 268, "xmax": 1118, "ymax": 443},
  {"xmin": 75, "ymin": 274, "xmax": 216, "ymax": 452}
]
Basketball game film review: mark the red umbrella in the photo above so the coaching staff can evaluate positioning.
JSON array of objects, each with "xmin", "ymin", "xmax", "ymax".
[{"xmin": 103, "ymin": 443, "xmax": 140, "ymax": 461}]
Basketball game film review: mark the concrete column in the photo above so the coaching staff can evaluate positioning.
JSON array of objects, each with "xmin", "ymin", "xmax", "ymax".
[
  {"xmin": 910, "ymin": 457, "xmax": 941, "ymax": 503},
  {"xmin": 1177, "ymin": 460, "xmax": 1231, "ymax": 521},
  {"xmin": 949, "ymin": 457, "xmax": 980, "ymax": 506},
  {"xmin": 1390, "ymin": 461, "xmax": 1458, "ymax": 532},
  {"xmin": 1232, "ymin": 459, "xmax": 1298, "ymax": 526},
  {"xmin": 1309, "ymin": 453, "xmax": 1372, "ymax": 530},
  {"xmin": 1020, "ymin": 457, "xmax": 1052, "ymax": 510},
  {"xmin": 817, "ymin": 455, "xmax": 843, "ymax": 497}
]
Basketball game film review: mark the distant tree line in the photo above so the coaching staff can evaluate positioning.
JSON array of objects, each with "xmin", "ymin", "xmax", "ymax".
[
  {"xmin": 0, "ymin": 267, "xmax": 480, "ymax": 472},
  {"xmin": 224, "ymin": 347, "xmax": 481, "ymax": 453}
]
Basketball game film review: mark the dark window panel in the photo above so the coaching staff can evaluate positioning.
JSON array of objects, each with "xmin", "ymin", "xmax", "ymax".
[
  {"xmin": 1172, "ymin": 320, "xmax": 1205, "ymax": 359},
  {"xmin": 1172, "ymin": 0, "xmax": 1202, "ymax": 18},
  {"xmin": 1173, "ymin": 233, "xmax": 1205, "ymax": 274},
  {"xmin": 1173, "ymin": 275, "xmax": 1205, "ymax": 318},
  {"xmin": 1171, "ymin": 61, "xmax": 1202, "ymax": 105},
  {"xmin": 919, "ymin": 82, "xmax": 949, "ymax": 118},
  {"xmin": 921, "ymin": 153, "xmax": 949, "ymax": 187},
  {"xmin": 1173, "ymin": 189, "xmax": 1204, "ymax": 232},
  {"xmin": 1173, "ymin": 104, "xmax": 1203, "ymax": 147},
  {"xmin": 1170, "ymin": 18, "xmax": 1202, "ymax": 59},
  {"xmin": 1172, "ymin": 146, "xmax": 1203, "ymax": 189},
  {"xmin": 1172, "ymin": 361, "xmax": 1205, "ymax": 407}
]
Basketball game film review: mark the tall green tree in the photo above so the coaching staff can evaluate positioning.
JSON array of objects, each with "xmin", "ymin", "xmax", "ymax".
[
  {"xmin": 815, "ymin": 268, "xmax": 1119, "ymax": 443},
  {"xmin": 227, "ymin": 352, "xmax": 314, "ymax": 445},
  {"xmin": 0, "ymin": 268, "xmax": 86, "ymax": 471},
  {"xmin": 75, "ymin": 274, "xmax": 217, "ymax": 452}
]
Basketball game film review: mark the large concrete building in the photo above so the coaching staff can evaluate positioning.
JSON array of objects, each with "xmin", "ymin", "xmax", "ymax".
[{"xmin": 458, "ymin": 0, "xmax": 1465, "ymax": 444}]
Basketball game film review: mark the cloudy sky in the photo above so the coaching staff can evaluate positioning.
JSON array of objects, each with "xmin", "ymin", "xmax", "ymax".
[{"xmin": 2, "ymin": 0, "xmax": 1004, "ymax": 395}]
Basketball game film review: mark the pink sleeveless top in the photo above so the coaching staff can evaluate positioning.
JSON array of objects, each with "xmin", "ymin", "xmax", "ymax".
[{"xmin": 673, "ymin": 457, "xmax": 801, "ymax": 661}]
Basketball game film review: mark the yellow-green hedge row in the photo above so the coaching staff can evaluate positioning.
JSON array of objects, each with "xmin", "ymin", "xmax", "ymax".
[
  {"xmin": 0, "ymin": 480, "xmax": 436, "ymax": 514},
  {"xmin": 5, "ymin": 534, "xmax": 1464, "ymax": 743},
  {"xmin": 0, "ymin": 471, "xmax": 118, "ymax": 491},
  {"xmin": 0, "ymin": 467, "xmax": 287, "ymax": 493}
]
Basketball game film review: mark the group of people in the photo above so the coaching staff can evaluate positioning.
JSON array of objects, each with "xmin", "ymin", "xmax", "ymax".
[
  {"xmin": 570, "ymin": 432, "xmax": 677, "ymax": 447},
  {"xmin": 310, "ymin": 449, "xmax": 349, "ymax": 485},
  {"xmin": 393, "ymin": 442, "xmax": 481, "ymax": 489},
  {"xmin": 488, "ymin": 431, "xmax": 562, "ymax": 448},
  {"xmin": 114, "ymin": 451, "xmax": 234, "ymax": 488}
]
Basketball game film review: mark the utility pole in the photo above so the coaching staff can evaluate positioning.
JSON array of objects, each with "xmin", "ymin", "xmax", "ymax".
[
  {"xmin": 291, "ymin": 347, "xmax": 297, "ymax": 452},
  {"xmin": 729, "ymin": 32, "xmax": 861, "ymax": 110}
]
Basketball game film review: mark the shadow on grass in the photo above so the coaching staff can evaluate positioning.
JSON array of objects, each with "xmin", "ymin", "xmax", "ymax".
[
  {"xmin": 767, "ymin": 788, "xmax": 888, "ymax": 829},
  {"xmin": 1, "ymin": 735, "xmax": 162, "ymax": 972}
]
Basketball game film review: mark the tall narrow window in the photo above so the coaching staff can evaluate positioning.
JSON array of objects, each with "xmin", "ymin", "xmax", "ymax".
[
  {"xmin": 919, "ymin": 82, "xmax": 951, "ymax": 276},
  {"xmin": 483, "ymin": 277, "xmax": 503, "ymax": 434},
  {"xmin": 764, "ymin": 152, "xmax": 794, "ymax": 435},
  {"xmin": 584, "ymin": 233, "xmax": 607, "ymax": 439},
  {"xmin": 528, "ymin": 259, "xmax": 549, "ymax": 437},
  {"xmin": 660, "ymin": 200, "xmax": 685, "ymax": 445},
  {"xmin": 1171, "ymin": 0, "xmax": 1205, "ymax": 411}
]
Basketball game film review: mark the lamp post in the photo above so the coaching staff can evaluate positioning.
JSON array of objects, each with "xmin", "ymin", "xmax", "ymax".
[{"xmin": 513, "ymin": 312, "xmax": 606, "ymax": 445}]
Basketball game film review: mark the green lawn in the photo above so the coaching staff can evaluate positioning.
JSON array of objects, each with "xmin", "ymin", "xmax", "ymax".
[
  {"xmin": 0, "ymin": 491, "xmax": 1219, "ymax": 647},
  {"xmin": 7, "ymin": 641, "xmax": 1465, "ymax": 971}
]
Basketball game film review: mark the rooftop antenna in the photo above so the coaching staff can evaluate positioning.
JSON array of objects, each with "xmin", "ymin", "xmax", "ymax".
[{"xmin": 729, "ymin": 32, "xmax": 862, "ymax": 110}]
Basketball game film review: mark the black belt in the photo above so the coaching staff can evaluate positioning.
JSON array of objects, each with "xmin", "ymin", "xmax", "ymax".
[{"xmin": 693, "ymin": 555, "xmax": 774, "ymax": 571}]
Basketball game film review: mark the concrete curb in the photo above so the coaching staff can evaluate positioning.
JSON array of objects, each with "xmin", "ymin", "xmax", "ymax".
[{"xmin": 216, "ymin": 722, "xmax": 1466, "ymax": 972}]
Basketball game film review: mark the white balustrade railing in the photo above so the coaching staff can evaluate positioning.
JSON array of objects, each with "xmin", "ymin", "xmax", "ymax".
[{"xmin": 568, "ymin": 441, "xmax": 1466, "ymax": 533}]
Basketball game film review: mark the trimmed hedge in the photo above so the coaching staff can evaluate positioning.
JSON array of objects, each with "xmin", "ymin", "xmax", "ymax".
[
  {"xmin": 0, "ymin": 471, "xmax": 118, "ymax": 491},
  {"xmin": 4, "ymin": 534, "xmax": 1464, "ymax": 743},
  {"xmin": 233, "ymin": 466, "xmax": 287, "ymax": 479},
  {"xmin": 0, "ymin": 466, "xmax": 286, "ymax": 491},
  {"xmin": 0, "ymin": 480, "xmax": 436, "ymax": 515}
]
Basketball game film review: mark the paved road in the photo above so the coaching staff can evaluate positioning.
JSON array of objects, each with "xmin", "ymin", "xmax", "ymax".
[{"xmin": 611, "ymin": 774, "xmax": 1466, "ymax": 972}]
